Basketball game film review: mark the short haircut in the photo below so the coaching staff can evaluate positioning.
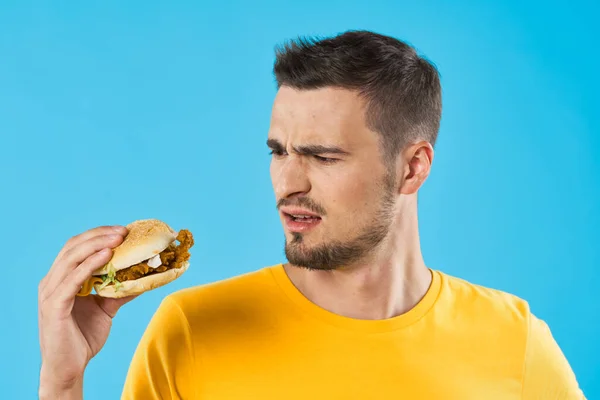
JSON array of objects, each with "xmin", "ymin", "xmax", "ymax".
[{"xmin": 273, "ymin": 30, "xmax": 442, "ymax": 165}]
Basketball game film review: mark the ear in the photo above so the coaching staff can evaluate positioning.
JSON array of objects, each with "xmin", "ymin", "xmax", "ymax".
[{"xmin": 398, "ymin": 141, "xmax": 434, "ymax": 195}]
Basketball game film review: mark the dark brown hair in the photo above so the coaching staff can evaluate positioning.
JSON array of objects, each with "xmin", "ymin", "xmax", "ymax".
[{"xmin": 273, "ymin": 30, "xmax": 442, "ymax": 165}]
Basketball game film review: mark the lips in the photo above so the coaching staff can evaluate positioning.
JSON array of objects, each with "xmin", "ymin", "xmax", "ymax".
[
  {"xmin": 280, "ymin": 207, "xmax": 321, "ymax": 218},
  {"xmin": 281, "ymin": 211, "xmax": 322, "ymax": 233}
]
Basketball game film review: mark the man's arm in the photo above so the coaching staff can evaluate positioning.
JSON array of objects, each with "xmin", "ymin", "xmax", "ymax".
[
  {"xmin": 522, "ymin": 313, "xmax": 585, "ymax": 399},
  {"xmin": 121, "ymin": 295, "xmax": 196, "ymax": 399}
]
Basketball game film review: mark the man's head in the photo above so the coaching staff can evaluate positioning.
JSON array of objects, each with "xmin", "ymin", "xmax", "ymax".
[{"xmin": 268, "ymin": 30, "xmax": 441, "ymax": 271}]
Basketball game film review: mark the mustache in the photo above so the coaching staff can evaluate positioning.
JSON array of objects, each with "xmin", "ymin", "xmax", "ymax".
[{"xmin": 277, "ymin": 197, "xmax": 327, "ymax": 216}]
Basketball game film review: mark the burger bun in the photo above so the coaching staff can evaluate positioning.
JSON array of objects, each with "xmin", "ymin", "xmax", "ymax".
[{"xmin": 93, "ymin": 219, "xmax": 177, "ymax": 275}]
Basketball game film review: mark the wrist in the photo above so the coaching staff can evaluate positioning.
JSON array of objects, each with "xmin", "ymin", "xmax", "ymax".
[{"xmin": 39, "ymin": 372, "xmax": 83, "ymax": 400}]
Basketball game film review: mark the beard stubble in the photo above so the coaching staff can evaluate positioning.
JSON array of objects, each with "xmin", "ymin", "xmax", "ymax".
[{"xmin": 283, "ymin": 171, "xmax": 396, "ymax": 271}]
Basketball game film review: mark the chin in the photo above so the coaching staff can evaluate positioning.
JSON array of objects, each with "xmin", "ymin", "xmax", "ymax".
[
  {"xmin": 283, "ymin": 238, "xmax": 339, "ymax": 271},
  {"xmin": 287, "ymin": 230, "xmax": 322, "ymax": 247}
]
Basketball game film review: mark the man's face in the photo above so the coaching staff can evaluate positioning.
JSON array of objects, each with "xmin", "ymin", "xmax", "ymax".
[{"xmin": 268, "ymin": 86, "xmax": 397, "ymax": 270}]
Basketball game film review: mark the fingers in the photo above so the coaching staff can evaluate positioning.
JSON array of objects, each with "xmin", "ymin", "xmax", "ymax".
[
  {"xmin": 43, "ymin": 226, "xmax": 125, "ymax": 289},
  {"xmin": 56, "ymin": 248, "xmax": 115, "ymax": 302},
  {"xmin": 40, "ymin": 227, "xmax": 127, "ymax": 302},
  {"xmin": 42, "ymin": 234, "xmax": 124, "ymax": 301},
  {"xmin": 60, "ymin": 233, "xmax": 123, "ymax": 270},
  {"xmin": 57, "ymin": 226, "xmax": 127, "ymax": 260}
]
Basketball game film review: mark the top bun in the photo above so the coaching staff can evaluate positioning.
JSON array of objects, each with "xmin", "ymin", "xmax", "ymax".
[{"xmin": 92, "ymin": 219, "xmax": 177, "ymax": 275}]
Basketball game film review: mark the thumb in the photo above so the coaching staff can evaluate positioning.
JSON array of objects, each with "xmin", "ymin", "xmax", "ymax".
[{"xmin": 95, "ymin": 294, "xmax": 140, "ymax": 318}]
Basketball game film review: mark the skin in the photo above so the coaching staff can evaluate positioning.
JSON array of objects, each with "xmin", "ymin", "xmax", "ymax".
[
  {"xmin": 37, "ymin": 85, "xmax": 435, "ymax": 398},
  {"xmin": 38, "ymin": 226, "xmax": 136, "ymax": 399},
  {"xmin": 269, "ymin": 86, "xmax": 434, "ymax": 320}
]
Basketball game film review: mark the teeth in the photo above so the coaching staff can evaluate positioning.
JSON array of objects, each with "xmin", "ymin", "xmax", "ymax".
[{"xmin": 293, "ymin": 215, "xmax": 312, "ymax": 218}]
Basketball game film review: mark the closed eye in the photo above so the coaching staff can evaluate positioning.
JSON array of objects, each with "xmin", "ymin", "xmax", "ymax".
[
  {"xmin": 269, "ymin": 151, "xmax": 337, "ymax": 164},
  {"xmin": 314, "ymin": 155, "xmax": 338, "ymax": 164},
  {"xmin": 269, "ymin": 149, "xmax": 286, "ymax": 156}
]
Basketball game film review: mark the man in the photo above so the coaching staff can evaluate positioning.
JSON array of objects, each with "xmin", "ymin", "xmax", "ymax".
[{"xmin": 38, "ymin": 30, "xmax": 585, "ymax": 399}]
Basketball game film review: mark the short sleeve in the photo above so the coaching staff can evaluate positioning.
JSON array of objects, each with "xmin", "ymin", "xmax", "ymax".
[
  {"xmin": 522, "ymin": 314, "xmax": 585, "ymax": 399},
  {"xmin": 121, "ymin": 295, "xmax": 196, "ymax": 400}
]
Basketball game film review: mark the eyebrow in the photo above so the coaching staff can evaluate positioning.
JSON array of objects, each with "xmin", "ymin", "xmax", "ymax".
[{"xmin": 266, "ymin": 138, "xmax": 350, "ymax": 156}]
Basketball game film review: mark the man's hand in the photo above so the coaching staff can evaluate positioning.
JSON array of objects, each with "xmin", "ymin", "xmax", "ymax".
[{"xmin": 38, "ymin": 225, "xmax": 137, "ymax": 399}]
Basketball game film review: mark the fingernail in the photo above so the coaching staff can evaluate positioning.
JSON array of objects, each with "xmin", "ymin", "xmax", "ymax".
[{"xmin": 112, "ymin": 225, "xmax": 127, "ymax": 232}]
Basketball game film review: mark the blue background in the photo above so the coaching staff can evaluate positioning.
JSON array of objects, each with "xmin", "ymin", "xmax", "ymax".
[{"xmin": 1, "ymin": 1, "xmax": 598, "ymax": 398}]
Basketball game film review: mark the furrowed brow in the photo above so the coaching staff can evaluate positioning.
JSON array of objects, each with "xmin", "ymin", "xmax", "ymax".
[
  {"xmin": 266, "ymin": 138, "xmax": 285, "ymax": 152},
  {"xmin": 267, "ymin": 138, "xmax": 350, "ymax": 156},
  {"xmin": 293, "ymin": 144, "xmax": 350, "ymax": 156}
]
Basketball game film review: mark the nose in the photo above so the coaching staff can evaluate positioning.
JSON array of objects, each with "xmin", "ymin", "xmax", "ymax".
[{"xmin": 272, "ymin": 155, "xmax": 311, "ymax": 200}]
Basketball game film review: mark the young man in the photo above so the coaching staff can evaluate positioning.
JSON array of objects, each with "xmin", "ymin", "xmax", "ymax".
[{"xmin": 38, "ymin": 30, "xmax": 585, "ymax": 399}]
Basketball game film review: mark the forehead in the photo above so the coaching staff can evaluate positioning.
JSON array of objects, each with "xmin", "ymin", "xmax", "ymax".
[{"xmin": 269, "ymin": 86, "xmax": 374, "ymax": 147}]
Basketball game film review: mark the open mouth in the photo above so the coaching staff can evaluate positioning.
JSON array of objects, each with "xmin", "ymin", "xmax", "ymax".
[{"xmin": 284, "ymin": 212, "xmax": 322, "ymax": 222}]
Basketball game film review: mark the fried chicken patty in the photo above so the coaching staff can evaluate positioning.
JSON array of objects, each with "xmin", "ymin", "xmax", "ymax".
[{"xmin": 115, "ymin": 229, "xmax": 194, "ymax": 282}]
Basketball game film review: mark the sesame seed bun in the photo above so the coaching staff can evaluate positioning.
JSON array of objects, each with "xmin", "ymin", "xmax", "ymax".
[{"xmin": 92, "ymin": 219, "xmax": 177, "ymax": 275}]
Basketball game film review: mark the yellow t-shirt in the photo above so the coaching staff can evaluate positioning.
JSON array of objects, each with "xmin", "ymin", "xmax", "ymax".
[{"xmin": 121, "ymin": 264, "xmax": 585, "ymax": 399}]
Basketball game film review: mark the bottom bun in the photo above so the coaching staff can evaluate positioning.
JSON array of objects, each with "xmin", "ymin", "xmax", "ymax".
[{"xmin": 94, "ymin": 262, "xmax": 189, "ymax": 298}]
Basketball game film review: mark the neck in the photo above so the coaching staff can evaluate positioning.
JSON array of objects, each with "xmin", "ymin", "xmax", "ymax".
[{"xmin": 284, "ymin": 200, "xmax": 431, "ymax": 320}]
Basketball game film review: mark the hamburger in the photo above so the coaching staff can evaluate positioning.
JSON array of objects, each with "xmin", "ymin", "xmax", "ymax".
[{"xmin": 77, "ymin": 219, "xmax": 194, "ymax": 298}]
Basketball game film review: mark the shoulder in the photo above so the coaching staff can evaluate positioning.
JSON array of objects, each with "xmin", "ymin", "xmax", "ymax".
[
  {"xmin": 435, "ymin": 271, "xmax": 583, "ymax": 396},
  {"xmin": 521, "ymin": 312, "xmax": 583, "ymax": 397},
  {"xmin": 436, "ymin": 269, "xmax": 533, "ymax": 323},
  {"xmin": 433, "ymin": 270, "xmax": 534, "ymax": 350},
  {"xmin": 168, "ymin": 264, "xmax": 279, "ymax": 304},
  {"xmin": 157, "ymin": 264, "xmax": 283, "ymax": 328}
]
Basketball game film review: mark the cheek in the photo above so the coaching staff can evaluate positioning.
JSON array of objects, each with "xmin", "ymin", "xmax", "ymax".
[{"xmin": 322, "ymin": 171, "xmax": 380, "ymax": 214}]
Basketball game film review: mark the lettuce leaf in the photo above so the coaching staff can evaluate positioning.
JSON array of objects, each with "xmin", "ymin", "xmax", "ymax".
[{"xmin": 96, "ymin": 262, "xmax": 122, "ymax": 291}]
